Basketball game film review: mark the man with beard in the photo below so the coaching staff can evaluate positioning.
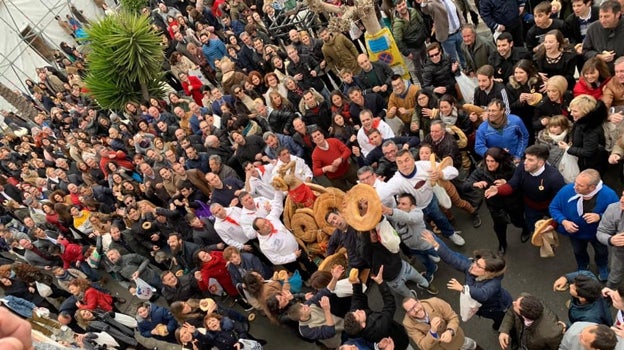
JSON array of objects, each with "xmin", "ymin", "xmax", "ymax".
[{"xmin": 167, "ymin": 233, "xmax": 201, "ymax": 275}]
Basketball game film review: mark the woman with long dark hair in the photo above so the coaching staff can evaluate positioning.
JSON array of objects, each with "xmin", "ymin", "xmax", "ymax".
[
  {"xmin": 506, "ymin": 59, "xmax": 542, "ymax": 144},
  {"xmin": 464, "ymin": 147, "xmax": 528, "ymax": 254}
]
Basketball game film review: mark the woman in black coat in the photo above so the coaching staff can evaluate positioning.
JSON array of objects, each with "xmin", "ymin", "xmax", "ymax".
[
  {"xmin": 505, "ymin": 59, "xmax": 542, "ymax": 145},
  {"xmin": 464, "ymin": 147, "xmax": 527, "ymax": 254},
  {"xmin": 561, "ymin": 94, "xmax": 608, "ymax": 173}
]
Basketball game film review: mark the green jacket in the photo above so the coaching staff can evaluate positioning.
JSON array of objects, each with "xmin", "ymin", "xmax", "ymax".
[{"xmin": 392, "ymin": 8, "xmax": 428, "ymax": 55}]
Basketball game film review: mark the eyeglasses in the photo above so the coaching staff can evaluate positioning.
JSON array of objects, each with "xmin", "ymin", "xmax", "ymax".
[
  {"xmin": 234, "ymin": 89, "xmax": 242, "ymax": 94},
  {"xmin": 383, "ymin": 149, "xmax": 397, "ymax": 156},
  {"xmin": 429, "ymin": 52, "xmax": 441, "ymax": 58},
  {"xmin": 406, "ymin": 301, "xmax": 421, "ymax": 314}
]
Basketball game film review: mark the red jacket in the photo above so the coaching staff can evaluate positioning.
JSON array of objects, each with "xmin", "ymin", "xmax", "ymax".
[
  {"xmin": 182, "ymin": 75, "xmax": 205, "ymax": 106},
  {"xmin": 57, "ymin": 237, "xmax": 85, "ymax": 269},
  {"xmin": 573, "ymin": 77, "xmax": 610, "ymax": 100},
  {"xmin": 78, "ymin": 287, "xmax": 113, "ymax": 312},
  {"xmin": 99, "ymin": 150, "xmax": 134, "ymax": 178},
  {"xmin": 312, "ymin": 138, "xmax": 352, "ymax": 178},
  {"xmin": 197, "ymin": 251, "xmax": 238, "ymax": 296}
]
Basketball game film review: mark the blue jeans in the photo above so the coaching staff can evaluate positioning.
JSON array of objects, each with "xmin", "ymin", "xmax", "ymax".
[
  {"xmin": 423, "ymin": 195, "xmax": 456, "ymax": 238},
  {"xmin": 386, "ymin": 260, "xmax": 429, "ymax": 298},
  {"xmin": 569, "ymin": 236, "xmax": 609, "ymax": 270},
  {"xmin": 409, "ymin": 248, "xmax": 438, "ymax": 280},
  {"xmin": 441, "ymin": 31, "xmax": 466, "ymax": 69}
]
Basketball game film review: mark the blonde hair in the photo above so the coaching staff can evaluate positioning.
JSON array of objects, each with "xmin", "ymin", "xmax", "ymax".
[
  {"xmin": 569, "ymin": 94, "xmax": 597, "ymax": 117},
  {"xmin": 546, "ymin": 75, "xmax": 568, "ymax": 96}
]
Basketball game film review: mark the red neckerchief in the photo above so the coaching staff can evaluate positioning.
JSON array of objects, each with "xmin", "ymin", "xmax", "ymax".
[
  {"xmin": 366, "ymin": 118, "xmax": 382, "ymax": 145},
  {"xmin": 257, "ymin": 165, "xmax": 265, "ymax": 176},
  {"xmin": 269, "ymin": 221, "xmax": 278, "ymax": 235},
  {"xmin": 224, "ymin": 216, "xmax": 239, "ymax": 226}
]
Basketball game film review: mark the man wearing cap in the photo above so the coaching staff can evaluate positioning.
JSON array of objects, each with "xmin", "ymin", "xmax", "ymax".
[
  {"xmin": 549, "ymin": 169, "xmax": 618, "ymax": 281},
  {"xmin": 402, "ymin": 295, "xmax": 477, "ymax": 350},
  {"xmin": 385, "ymin": 149, "xmax": 466, "ymax": 246}
]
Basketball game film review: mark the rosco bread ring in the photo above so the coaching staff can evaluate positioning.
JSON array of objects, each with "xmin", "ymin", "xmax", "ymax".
[
  {"xmin": 461, "ymin": 104, "xmax": 485, "ymax": 115},
  {"xmin": 314, "ymin": 190, "xmax": 345, "ymax": 235},
  {"xmin": 284, "ymin": 196, "xmax": 295, "ymax": 229},
  {"xmin": 291, "ymin": 212, "xmax": 319, "ymax": 243},
  {"xmin": 278, "ymin": 270, "xmax": 289, "ymax": 280},
  {"xmin": 342, "ymin": 184, "xmax": 383, "ymax": 231},
  {"xmin": 349, "ymin": 268, "xmax": 359, "ymax": 283},
  {"xmin": 248, "ymin": 313, "xmax": 256, "ymax": 321}
]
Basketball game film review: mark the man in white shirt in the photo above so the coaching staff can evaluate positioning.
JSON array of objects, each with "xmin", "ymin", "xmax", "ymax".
[
  {"xmin": 385, "ymin": 149, "xmax": 465, "ymax": 246},
  {"xmin": 357, "ymin": 109, "xmax": 395, "ymax": 157},
  {"xmin": 253, "ymin": 204, "xmax": 318, "ymax": 280},
  {"xmin": 243, "ymin": 161, "xmax": 275, "ymax": 199},
  {"xmin": 210, "ymin": 203, "xmax": 254, "ymax": 252},
  {"xmin": 272, "ymin": 147, "xmax": 313, "ymax": 183},
  {"xmin": 238, "ymin": 190, "xmax": 284, "ymax": 240}
]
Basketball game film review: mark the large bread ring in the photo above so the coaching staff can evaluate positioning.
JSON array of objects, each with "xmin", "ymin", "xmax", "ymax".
[
  {"xmin": 461, "ymin": 104, "xmax": 485, "ymax": 115},
  {"xmin": 314, "ymin": 189, "xmax": 345, "ymax": 235},
  {"xmin": 318, "ymin": 247, "xmax": 347, "ymax": 272},
  {"xmin": 284, "ymin": 196, "xmax": 295, "ymax": 229},
  {"xmin": 342, "ymin": 184, "xmax": 382, "ymax": 231},
  {"xmin": 527, "ymin": 92, "xmax": 544, "ymax": 106},
  {"xmin": 291, "ymin": 212, "xmax": 319, "ymax": 243}
]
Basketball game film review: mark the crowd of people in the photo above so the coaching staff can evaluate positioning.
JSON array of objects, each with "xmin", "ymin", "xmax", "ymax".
[{"xmin": 3, "ymin": 0, "xmax": 624, "ymax": 348}]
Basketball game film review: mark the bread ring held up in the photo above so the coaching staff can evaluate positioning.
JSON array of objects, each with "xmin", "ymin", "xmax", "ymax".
[{"xmin": 342, "ymin": 184, "xmax": 383, "ymax": 231}]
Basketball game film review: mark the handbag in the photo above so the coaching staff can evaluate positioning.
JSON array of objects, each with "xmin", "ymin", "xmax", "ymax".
[
  {"xmin": 558, "ymin": 151, "xmax": 580, "ymax": 184},
  {"xmin": 35, "ymin": 281, "xmax": 53, "ymax": 297},
  {"xmin": 432, "ymin": 184, "xmax": 452, "ymax": 209},
  {"xmin": 459, "ymin": 285, "xmax": 482, "ymax": 322}
]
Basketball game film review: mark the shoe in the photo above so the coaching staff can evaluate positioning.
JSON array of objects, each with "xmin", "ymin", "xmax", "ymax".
[
  {"xmin": 449, "ymin": 232, "xmax": 465, "ymax": 246},
  {"xmin": 565, "ymin": 299, "xmax": 571, "ymax": 309},
  {"xmin": 418, "ymin": 282, "xmax": 439, "ymax": 295},
  {"xmin": 498, "ymin": 244, "xmax": 507, "ymax": 255},
  {"xmin": 599, "ymin": 266, "xmax": 609, "ymax": 282},
  {"xmin": 520, "ymin": 229, "xmax": 531, "ymax": 243},
  {"xmin": 410, "ymin": 289, "xmax": 418, "ymax": 299},
  {"xmin": 421, "ymin": 271, "xmax": 434, "ymax": 284},
  {"xmin": 471, "ymin": 213, "xmax": 482, "ymax": 228},
  {"xmin": 428, "ymin": 254, "xmax": 441, "ymax": 263},
  {"xmin": 463, "ymin": 337, "xmax": 478, "ymax": 350}
]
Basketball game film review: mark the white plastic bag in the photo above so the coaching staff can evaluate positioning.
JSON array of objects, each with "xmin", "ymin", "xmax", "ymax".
[
  {"xmin": 134, "ymin": 277, "xmax": 154, "ymax": 300},
  {"xmin": 459, "ymin": 285, "xmax": 482, "ymax": 322},
  {"xmin": 238, "ymin": 338, "xmax": 263, "ymax": 350},
  {"xmin": 376, "ymin": 218, "xmax": 401, "ymax": 253},
  {"xmin": 114, "ymin": 312, "xmax": 138, "ymax": 328},
  {"xmin": 35, "ymin": 281, "xmax": 52, "ymax": 297},
  {"xmin": 558, "ymin": 151, "xmax": 580, "ymax": 184},
  {"xmin": 456, "ymin": 72, "xmax": 477, "ymax": 104},
  {"xmin": 432, "ymin": 184, "xmax": 452, "ymax": 209}
]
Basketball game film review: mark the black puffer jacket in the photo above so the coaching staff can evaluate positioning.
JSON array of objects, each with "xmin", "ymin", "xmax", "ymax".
[
  {"xmin": 568, "ymin": 100, "xmax": 608, "ymax": 172},
  {"xmin": 422, "ymin": 55, "xmax": 457, "ymax": 98}
]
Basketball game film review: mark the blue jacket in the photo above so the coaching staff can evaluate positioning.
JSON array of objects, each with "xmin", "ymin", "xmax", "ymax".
[
  {"xmin": 137, "ymin": 303, "xmax": 177, "ymax": 339},
  {"xmin": 265, "ymin": 134, "xmax": 304, "ymax": 159},
  {"xmin": 479, "ymin": 0, "xmax": 525, "ymax": 31},
  {"xmin": 202, "ymin": 38, "xmax": 226, "ymax": 70},
  {"xmin": 549, "ymin": 183, "xmax": 619, "ymax": 240},
  {"xmin": 437, "ymin": 241, "xmax": 512, "ymax": 314},
  {"xmin": 563, "ymin": 271, "xmax": 613, "ymax": 325},
  {"xmin": 475, "ymin": 114, "xmax": 528, "ymax": 159}
]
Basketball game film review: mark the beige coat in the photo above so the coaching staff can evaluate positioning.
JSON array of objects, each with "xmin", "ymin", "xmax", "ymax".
[{"xmin": 402, "ymin": 297, "xmax": 466, "ymax": 350}]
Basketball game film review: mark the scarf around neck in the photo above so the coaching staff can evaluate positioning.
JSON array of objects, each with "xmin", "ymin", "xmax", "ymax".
[{"xmin": 568, "ymin": 180, "xmax": 603, "ymax": 216}]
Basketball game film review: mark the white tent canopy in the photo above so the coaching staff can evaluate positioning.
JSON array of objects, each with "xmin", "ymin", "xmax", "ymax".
[{"xmin": 0, "ymin": 0, "xmax": 109, "ymax": 111}]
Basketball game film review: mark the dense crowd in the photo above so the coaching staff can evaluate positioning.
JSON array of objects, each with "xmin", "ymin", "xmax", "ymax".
[{"xmin": 3, "ymin": 0, "xmax": 624, "ymax": 348}]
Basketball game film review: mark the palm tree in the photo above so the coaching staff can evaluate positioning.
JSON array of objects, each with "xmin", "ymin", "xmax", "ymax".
[
  {"xmin": 120, "ymin": 0, "xmax": 148, "ymax": 15},
  {"xmin": 0, "ymin": 83, "xmax": 38, "ymax": 120},
  {"xmin": 83, "ymin": 12, "xmax": 164, "ymax": 110}
]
